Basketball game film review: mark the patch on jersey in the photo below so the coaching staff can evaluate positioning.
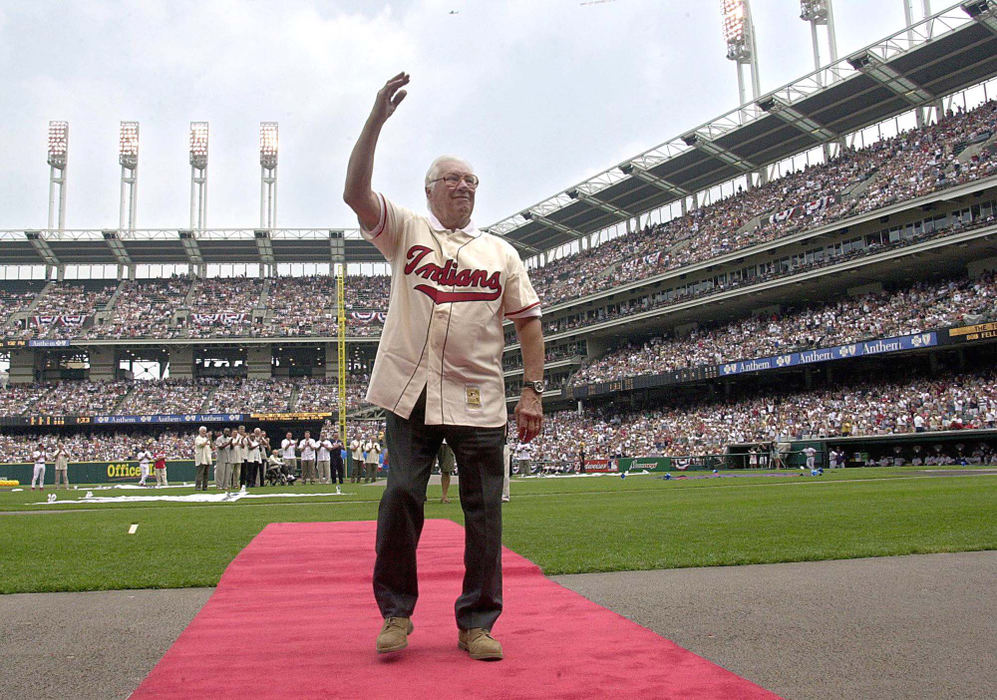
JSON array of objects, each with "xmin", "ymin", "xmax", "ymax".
[
  {"xmin": 465, "ymin": 385, "xmax": 482, "ymax": 408},
  {"xmin": 405, "ymin": 245, "xmax": 502, "ymax": 303}
]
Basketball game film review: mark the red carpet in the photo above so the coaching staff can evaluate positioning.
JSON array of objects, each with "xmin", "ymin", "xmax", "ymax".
[{"xmin": 131, "ymin": 520, "xmax": 779, "ymax": 699}]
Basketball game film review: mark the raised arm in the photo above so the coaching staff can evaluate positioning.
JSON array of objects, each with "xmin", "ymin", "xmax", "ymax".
[{"xmin": 343, "ymin": 72, "xmax": 410, "ymax": 231}]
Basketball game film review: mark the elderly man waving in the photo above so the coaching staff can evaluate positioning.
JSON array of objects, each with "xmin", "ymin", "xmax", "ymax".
[{"xmin": 344, "ymin": 72, "xmax": 545, "ymax": 661}]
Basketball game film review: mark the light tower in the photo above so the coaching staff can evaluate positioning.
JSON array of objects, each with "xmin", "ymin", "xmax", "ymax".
[
  {"xmin": 189, "ymin": 121, "xmax": 208, "ymax": 231},
  {"xmin": 47, "ymin": 121, "xmax": 69, "ymax": 231},
  {"xmin": 903, "ymin": 1, "xmax": 936, "ymax": 125},
  {"xmin": 722, "ymin": 0, "xmax": 761, "ymax": 107},
  {"xmin": 904, "ymin": 0, "xmax": 933, "ymax": 38},
  {"xmin": 259, "ymin": 122, "xmax": 278, "ymax": 229},
  {"xmin": 800, "ymin": 1, "xmax": 839, "ymax": 84},
  {"xmin": 119, "ymin": 121, "xmax": 139, "ymax": 231}
]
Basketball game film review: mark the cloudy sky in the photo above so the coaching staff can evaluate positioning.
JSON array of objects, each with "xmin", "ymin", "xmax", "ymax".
[{"xmin": 0, "ymin": 1, "xmax": 929, "ymax": 232}]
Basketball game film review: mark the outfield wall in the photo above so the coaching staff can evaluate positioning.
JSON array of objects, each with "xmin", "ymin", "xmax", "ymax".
[{"xmin": 0, "ymin": 460, "xmax": 197, "ymax": 485}]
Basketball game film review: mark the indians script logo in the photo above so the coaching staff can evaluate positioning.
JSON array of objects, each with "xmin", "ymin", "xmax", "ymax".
[{"xmin": 404, "ymin": 245, "xmax": 502, "ymax": 303}]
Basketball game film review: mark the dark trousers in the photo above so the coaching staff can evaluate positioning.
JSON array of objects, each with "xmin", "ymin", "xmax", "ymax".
[
  {"xmin": 331, "ymin": 459, "xmax": 345, "ymax": 484},
  {"xmin": 242, "ymin": 461, "xmax": 262, "ymax": 487},
  {"xmin": 373, "ymin": 391, "xmax": 506, "ymax": 631}
]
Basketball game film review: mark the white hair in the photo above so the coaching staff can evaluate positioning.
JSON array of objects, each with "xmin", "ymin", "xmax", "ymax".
[{"xmin": 425, "ymin": 155, "xmax": 474, "ymax": 188}]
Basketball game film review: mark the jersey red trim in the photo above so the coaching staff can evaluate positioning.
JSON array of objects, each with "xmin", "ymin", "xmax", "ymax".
[{"xmin": 504, "ymin": 301, "xmax": 541, "ymax": 318}]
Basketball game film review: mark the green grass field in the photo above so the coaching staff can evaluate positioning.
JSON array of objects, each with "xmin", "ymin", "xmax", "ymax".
[{"xmin": 1, "ymin": 467, "xmax": 994, "ymax": 594}]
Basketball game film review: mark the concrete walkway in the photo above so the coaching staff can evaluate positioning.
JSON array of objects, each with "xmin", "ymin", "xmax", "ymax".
[{"xmin": 1, "ymin": 552, "xmax": 993, "ymax": 699}]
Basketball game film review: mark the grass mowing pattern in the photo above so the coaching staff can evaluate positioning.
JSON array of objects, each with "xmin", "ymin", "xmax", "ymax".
[{"xmin": 0, "ymin": 468, "xmax": 993, "ymax": 593}]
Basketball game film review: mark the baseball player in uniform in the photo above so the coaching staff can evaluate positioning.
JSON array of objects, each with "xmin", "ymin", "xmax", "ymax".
[
  {"xmin": 281, "ymin": 432, "xmax": 298, "ymax": 478},
  {"xmin": 31, "ymin": 443, "xmax": 47, "ymax": 490},
  {"xmin": 299, "ymin": 431, "xmax": 319, "ymax": 484},
  {"xmin": 344, "ymin": 72, "xmax": 545, "ymax": 661},
  {"xmin": 317, "ymin": 433, "xmax": 334, "ymax": 484},
  {"xmin": 350, "ymin": 437, "xmax": 364, "ymax": 482},
  {"xmin": 214, "ymin": 428, "xmax": 233, "ymax": 490},
  {"xmin": 136, "ymin": 444, "xmax": 153, "ymax": 486},
  {"xmin": 364, "ymin": 437, "xmax": 381, "ymax": 483},
  {"xmin": 233, "ymin": 426, "xmax": 248, "ymax": 488}
]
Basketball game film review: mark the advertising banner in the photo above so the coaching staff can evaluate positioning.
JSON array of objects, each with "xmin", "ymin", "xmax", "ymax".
[
  {"xmin": 0, "ymin": 460, "xmax": 197, "ymax": 485},
  {"xmin": 718, "ymin": 332, "xmax": 937, "ymax": 377},
  {"xmin": 93, "ymin": 413, "xmax": 244, "ymax": 425}
]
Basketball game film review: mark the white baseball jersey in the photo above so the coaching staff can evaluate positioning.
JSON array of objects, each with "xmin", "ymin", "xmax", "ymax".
[
  {"xmin": 298, "ymin": 438, "xmax": 318, "ymax": 460},
  {"xmin": 362, "ymin": 194, "xmax": 541, "ymax": 427},
  {"xmin": 281, "ymin": 438, "xmax": 297, "ymax": 459}
]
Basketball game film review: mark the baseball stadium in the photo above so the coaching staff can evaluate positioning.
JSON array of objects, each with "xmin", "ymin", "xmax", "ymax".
[{"xmin": 1, "ymin": 2, "xmax": 995, "ymax": 698}]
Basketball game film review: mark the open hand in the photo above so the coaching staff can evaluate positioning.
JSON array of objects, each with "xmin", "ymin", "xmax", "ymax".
[{"xmin": 372, "ymin": 71, "xmax": 410, "ymax": 123}]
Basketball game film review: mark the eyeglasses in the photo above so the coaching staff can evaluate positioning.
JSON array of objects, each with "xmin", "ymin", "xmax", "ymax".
[{"xmin": 429, "ymin": 173, "xmax": 480, "ymax": 189}]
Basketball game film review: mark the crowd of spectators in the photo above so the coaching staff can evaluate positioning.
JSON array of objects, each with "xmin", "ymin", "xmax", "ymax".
[
  {"xmin": 184, "ymin": 277, "xmax": 264, "ymax": 338},
  {"xmin": 3, "ymin": 370, "xmax": 994, "ymax": 463},
  {"xmin": 512, "ymin": 371, "xmax": 997, "ymax": 462},
  {"xmin": 23, "ymin": 380, "xmax": 131, "ymax": 415},
  {"xmin": 0, "ymin": 274, "xmax": 394, "ymax": 340},
  {"xmin": 526, "ymin": 202, "xmax": 996, "ymax": 343},
  {"xmin": 345, "ymin": 275, "xmax": 390, "ymax": 310},
  {"xmin": 528, "ymin": 102, "xmax": 997, "ymax": 308},
  {"xmin": 0, "ymin": 430, "xmax": 188, "ymax": 463},
  {"xmin": 203, "ymin": 377, "xmax": 295, "ymax": 413},
  {"xmin": 118, "ymin": 379, "xmax": 218, "ymax": 415},
  {"xmin": 571, "ymin": 272, "xmax": 997, "ymax": 385},
  {"xmin": 0, "ymin": 286, "xmax": 41, "ymax": 330},
  {"xmin": 264, "ymin": 276, "xmax": 339, "ymax": 337},
  {"xmin": 87, "ymin": 277, "xmax": 191, "ymax": 339},
  {"xmin": 293, "ymin": 374, "xmax": 371, "ymax": 412},
  {"xmin": 0, "ymin": 374, "xmax": 381, "ymax": 417},
  {"xmin": 4, "ymin": 281, "xmax": 117, "ymax": 340}
]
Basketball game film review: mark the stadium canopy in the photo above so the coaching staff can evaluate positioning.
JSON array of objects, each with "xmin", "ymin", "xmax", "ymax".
[
  {"xmin": 2, "ymin": 1, "xmax": 997, "ymax": 269},
  {"xmin": 488, "ymin": 1, "xmax": 997, "ymax": 253}
]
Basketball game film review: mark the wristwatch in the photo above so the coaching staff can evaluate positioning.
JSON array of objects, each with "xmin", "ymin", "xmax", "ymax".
[{"xmin": 524, "ymin": 379, "xmax": 546, "ymax": 394}]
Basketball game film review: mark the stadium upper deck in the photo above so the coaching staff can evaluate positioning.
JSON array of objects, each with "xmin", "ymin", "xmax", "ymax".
[{"xmin": 2, "ymin": 2, "xmax": 997, "ymax": 268}]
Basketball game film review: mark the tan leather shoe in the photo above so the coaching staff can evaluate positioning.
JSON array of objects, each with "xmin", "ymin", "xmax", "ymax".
[
  {"xmin": 376, "ymin": 617, "xmax": 413, "ymax": 653},
  {"xmin": 458, "ymin": 627, "xmax": 503, "ymax": 661}
]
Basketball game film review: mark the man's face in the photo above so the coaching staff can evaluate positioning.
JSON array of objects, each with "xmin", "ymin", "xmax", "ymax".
[
  {"xmin": 305, "ymin": 431, "xmax": 311, "ymax": 438},
  {"xmin": 286, "ymin": 432, "xmax": 292, "ymax": 439},
  {"xmin": 426, "ymin": 159, "xmax": 475, "ymax": 228}
]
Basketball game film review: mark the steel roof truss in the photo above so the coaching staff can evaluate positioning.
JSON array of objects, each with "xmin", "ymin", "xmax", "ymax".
[
  {"xmin": 681, "ymin": 133, "xmax": 756, "ymax": 173},
  {"xmin": 254, "ymin": 229, "xmax": 275, "ymax": 265},
  {"xmin": 846, "ymin": 52, "xmax": 935, "ymax": 106},
  {"xmin": 757, "ymin": 95, "xmax": 838, "ymax": 142},
  {"xmin": 178, "ymin": 230, "xmax": 204, "ymax": 264},
  {"xmin": 101, "ymin": 230, "xmax": 132, "ymax": 265},
  {"xmin": 522, "ymin": 212, "xmax": 586, "ymax": 241},
  {"xmin": 619, "ymin": 164, "xmax": 689, "ymax": 197},
  {"xmin": 24, "ymin": 231, "xmax": 59, "ymax": 266},
  {"xmin": 568, "ymin": 189, "xmax": 633, "ymax": 220}
]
